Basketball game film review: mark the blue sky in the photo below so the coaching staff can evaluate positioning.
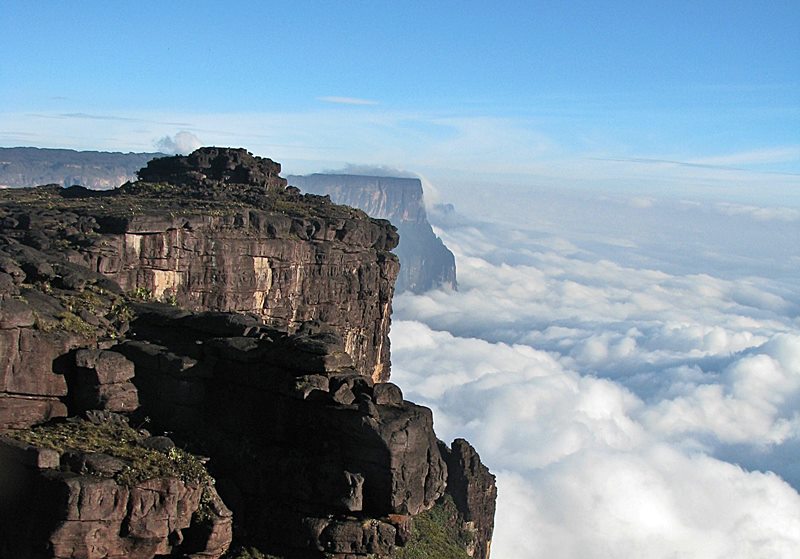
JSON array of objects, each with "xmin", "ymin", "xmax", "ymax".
[
  {"xmin": 3, "ymin": 5, "xmax": 800, "ymax": 556},
  {"xmin": 2, "ymin": 1, "xmax": 799, "ymax": 203}
]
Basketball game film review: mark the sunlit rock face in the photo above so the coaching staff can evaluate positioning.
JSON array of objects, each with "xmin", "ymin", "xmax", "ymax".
[{"xmin": 289, "ymin": 173, "xmax": 457, "ymax": 294}]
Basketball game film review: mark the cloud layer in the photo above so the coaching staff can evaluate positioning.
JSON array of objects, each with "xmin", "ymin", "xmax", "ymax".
[{"xmin": 390, "ymin": 188, "xmax": 800, "ymax": 558}]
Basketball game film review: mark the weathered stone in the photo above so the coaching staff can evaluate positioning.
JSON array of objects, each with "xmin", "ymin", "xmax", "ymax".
[
  {"xmin": 75, "ymin": 349, "xmax": 135, "ymax": 384},
  {"xmin": 0, "ymin": 298, "xmax": 34, "ymax": 329},
  {"xmin": 0, "ymin": 272, "xmax": 16, "ymax": 293},
  {"xmin": 141, "ymin": 436, "xmax": 175, "ymax": 453},
  {"xmin": 0, "ymin": 394, "xmax": 67, "ymax": 430},
  {"xmin": 0, "ymin": 149, "xmax": 495, "ymax": 559},
  {"xmin": 0, "ymin": 436, "xmax": 60, "ymax": 469},
  {"xmin": 318, "ymin": 517, "xmax": 396, "ymax": 555},
  {"xmin": 340, "ymin": 471, "xmax": 365, "ymax": 512},
  {"xmin": 331, "ymin": 383, "xmax": 356, "ymax": 405},
  {"xmin": 62, "ymin": 451, "xmax": 129, "ymax": 477},
  {"xmin": 388, "ymin": 513, "xmax": 414, "ymax": 546},
  {"xmin": 0, "ymin": 327, "xmax": 81, "ymax": 399},
  {"xmin": 0, "ymin": 256, "xmax": 25, "ymax": 283},
  {"xmin": 290, "ymin": 374, "xmax": 330, "ymax": 399},
  {"xmin": 373, "ymin": 382, "xmax": 403, "ymax": 406},
  {"xmin": 0, "ymin": 469, "xmax": 232, "ymax": 559}
]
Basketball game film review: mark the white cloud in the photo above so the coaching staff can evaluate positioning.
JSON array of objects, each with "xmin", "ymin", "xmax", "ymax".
[
  {"xmin": 715, "ymin": 202, "xmax": 800, "ymax": 222},
  {"xmin": 154, "ymin": 130, "xmax": 202, "ymax": 154},
  {"xmin": 390, "ymin": 188, "xmax": 800, "ymax": 558}
]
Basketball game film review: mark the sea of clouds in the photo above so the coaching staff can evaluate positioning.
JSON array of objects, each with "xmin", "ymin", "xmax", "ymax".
[{"xmin": 389, "ymin": 185, "xmax": 800, "ymax": 558}]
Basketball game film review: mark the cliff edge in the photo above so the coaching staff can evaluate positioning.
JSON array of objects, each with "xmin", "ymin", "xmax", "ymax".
[{"xmin": 0, "ymin": 148, "xmax": 495, "ymax": 559}]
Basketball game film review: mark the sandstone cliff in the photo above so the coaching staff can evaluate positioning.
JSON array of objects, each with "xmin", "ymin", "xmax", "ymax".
[
  {"xmin": 288, "ymin": 174, "xmax": 457, "ymax": 294},
  {"xmin": 0, "ymin": 148, "xmax": 495, "ymax": 559}
]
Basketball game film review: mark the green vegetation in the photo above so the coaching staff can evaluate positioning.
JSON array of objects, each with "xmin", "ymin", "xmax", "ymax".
[
  {"xmin": 56, "ymin": 311, "xmax": 97, "ymax": 337},
  {"xmin": 129, "ymin": 286, "xmax": 155, "ymax": 301},
  {"xmin": 26, "ymin": 283, "xmax": 133, "ymax": 339},
  {"xmin": 9, "ymin": 418, "xmax": 212, "ymax": 487},
  {"xmin": 393, "ymin": 496, "xmax": 472, "ymax": 559}
]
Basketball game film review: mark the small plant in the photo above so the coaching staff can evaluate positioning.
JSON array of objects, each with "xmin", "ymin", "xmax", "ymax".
[
  {"xmin": 110, "ymin": 299, "xmax": 134, "ymax": 323},
  {"xmin": 32, "ymin": 310, "xmax": 57, "ymax": 333},
  {"xmin": 130, "ymin": 286, "xmax": 154, "ymax": 301},
  {"xmin": 56, "ymin": 311, "xmax": 97, "ymax": 337},
  {"xmin": 162, "ymin": 291, "xmax": 179, "ymax": 306}
]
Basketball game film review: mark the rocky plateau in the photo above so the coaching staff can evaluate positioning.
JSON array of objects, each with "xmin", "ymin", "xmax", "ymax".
[{"xmin": 0, "ymin": 148, "xmax": 495, "ymax": 559}]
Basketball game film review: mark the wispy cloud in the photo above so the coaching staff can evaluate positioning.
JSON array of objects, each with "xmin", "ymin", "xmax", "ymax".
[
  {"xmin": 29, "ymin": 112, "xmax": 193, "ymax": 127},
  {"xmin": 317, "ymin": 96, "xmax": 379, "ymax": 106},
  {"xmin": 692, "ymin": 146, "xmax": 800, "ymax": 166},
  {"xmin": 589, "ymin": 155, "xmax": 800, "ymax": 177}
]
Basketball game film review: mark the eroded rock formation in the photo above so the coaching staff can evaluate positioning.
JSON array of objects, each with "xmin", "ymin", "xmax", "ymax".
[{"xmin": 0, "ymin": 148, "xmax": 495, "ymax": 559}]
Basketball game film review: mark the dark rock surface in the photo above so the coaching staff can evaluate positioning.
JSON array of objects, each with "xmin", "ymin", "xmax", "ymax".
[
  {"xmin": 0, "ymin": 148, "xmax": 496, "ymax": 559},
  {"xmin": 440, "ymin": 439, "xmax": 498, "ymax": 559},
  {"xmin": 288, "ymin": 174, "xmax": 457, "ymax": 293}
]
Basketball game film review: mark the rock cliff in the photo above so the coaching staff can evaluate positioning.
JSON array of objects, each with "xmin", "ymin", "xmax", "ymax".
[
  {"xmin": 288, "ymin": 174, "xmax": 457, "ymax": 294},
  {"xmin": 0, "ymin": 148, "xmax": 495, "ymax": 559}
]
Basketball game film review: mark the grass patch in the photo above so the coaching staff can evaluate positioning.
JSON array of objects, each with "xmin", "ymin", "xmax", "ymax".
[
  {"xmin": 9, "ymin": 418, "xmax": 212, "ymax": 486},
  {"xmin": 393, "ymin": 495, "xmax": 472, "ymax": 559}
]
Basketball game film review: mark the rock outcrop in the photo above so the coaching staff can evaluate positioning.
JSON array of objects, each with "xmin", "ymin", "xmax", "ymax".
[
  {"xmin": 288, "ymin": 174, "xmax": 457, "ymax": 293},
  {"xmin": 114, "ymin": 303, "xmax": 448, "ymax": 557},
  {"xmin": 0, "ymin": 148, "xmax": 495, "ymax": 559},
  {"xmin": 440, "ymin": 440, "xmax": 497, "ymax": 559},
  {"xmin": 0, "ymin": 417, "xmax": 232, "ymax": 559}
]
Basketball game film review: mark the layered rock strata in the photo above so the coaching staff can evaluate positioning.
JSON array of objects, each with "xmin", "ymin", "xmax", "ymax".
[
  {"xmin": 0, "ymin": 149, "xmax": 399, "ymax": 381},
  {"xmin": 288, "ymin": 174, "xmax": 457, "ymax": 293},
  {"xmin": 0, "ymin": 148, "xmax": 496, "ymax": 559}
]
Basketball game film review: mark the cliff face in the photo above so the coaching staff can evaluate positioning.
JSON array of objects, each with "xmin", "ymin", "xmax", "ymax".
[
  {"xmin": 0, "ymin": 150, "xmax": 398, "ymax": 382},
  {"xmin": 0, "ymin": 148, "xmax": 495, "ymax": 559},
  {"xmin": 0, "ymin": 147, "xmax": 161, "ymax": 190},
  {"xmin": 288, "ymin": 174, "xmax": 457, "ymax": 294}
]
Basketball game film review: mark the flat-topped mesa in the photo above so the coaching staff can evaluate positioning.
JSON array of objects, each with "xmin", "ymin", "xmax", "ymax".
[{"xmin": 135, "ymin": 147, "xmax": 288, "ymax": 192}]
